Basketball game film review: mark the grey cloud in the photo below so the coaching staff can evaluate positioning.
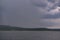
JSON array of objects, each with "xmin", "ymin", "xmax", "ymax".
[
  {"xmin": 47, "ymin": 3, "xmax": 58, "ymax": 11},
  {"xmin": 1, "ymin": 0, "xmax": 60, "ymax": 28},
  {"xmin": 31, "ymin": 0, "xmax": 60, "ymax": 27},
  {"xmin": 57, "ymin": 0, "xmax": 60, "ymax": 7},
  {"xmin": 47, "ymin": 0, "xmax": 59, "ymax": 5},
  {"xmin": 42, "ymin": 12, "xmax": 60, "ymax": 19},
  {"xmin": 2, "ymin": 0, "xmax": 44, "ymax": 28},
  {"xmin": 31, "ymin": 0, "xmax": 58, "ymax": 12},
  {"xmin": 31, "ymin": 0, "xmax": 47, "ymax": 8},
  {"xmin": 57, "ymin": 4, "xmax": 60, "ymax": 7},
  {"xmin": 47, "ymin": 0, "xmax": 56, "ymax": 3}
]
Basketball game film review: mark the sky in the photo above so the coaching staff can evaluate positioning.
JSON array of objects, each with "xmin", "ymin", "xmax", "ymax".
[{"xmin": 0, "ymin": 0, "xmax": 60, "ymax": 28}]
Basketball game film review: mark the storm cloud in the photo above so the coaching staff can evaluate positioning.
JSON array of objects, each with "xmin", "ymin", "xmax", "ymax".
[
  {"xmin": 42, "ymin": 13, "xmax": 60, "ymax": 19},
  {"xmin": 1, "ymin": 0, "xmax": 60, "ymax": 28}
]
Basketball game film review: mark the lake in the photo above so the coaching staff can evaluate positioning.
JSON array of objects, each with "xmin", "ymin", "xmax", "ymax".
[{"xmin": 0, "ymin": 31, "xmax": 60, "ymax": 40}]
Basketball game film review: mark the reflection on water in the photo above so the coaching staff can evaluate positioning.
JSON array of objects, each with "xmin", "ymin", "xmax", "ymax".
[{"xmin": 0, "ymin": 31, "xmax": 60, "ymax": 40}]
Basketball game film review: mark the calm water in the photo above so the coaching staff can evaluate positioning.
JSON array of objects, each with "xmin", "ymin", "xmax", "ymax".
[{"xmin": 0, "ymin": 31, "xmax": 60, "ymax": 40}]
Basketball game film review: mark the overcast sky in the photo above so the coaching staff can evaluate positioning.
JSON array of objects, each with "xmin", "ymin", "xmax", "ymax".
[{"xmin": 0, "ymin": 0, "xmax": 60, "ymax": 28}]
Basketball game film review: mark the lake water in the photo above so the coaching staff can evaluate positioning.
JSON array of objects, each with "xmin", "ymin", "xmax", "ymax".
[{"xmin": 0, "ymin": 31, "xmax": 60, "ymax": 40}]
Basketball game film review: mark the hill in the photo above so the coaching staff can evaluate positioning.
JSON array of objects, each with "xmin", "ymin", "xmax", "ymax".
[{"xmin": 0, "ymin": 25, "xmax": 60, "ymax": 31}]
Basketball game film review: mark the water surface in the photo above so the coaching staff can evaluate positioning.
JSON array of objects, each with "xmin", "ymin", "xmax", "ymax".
[{"xmin": 0, "ymin": 31, "xmax": 60, "ymax": 40}]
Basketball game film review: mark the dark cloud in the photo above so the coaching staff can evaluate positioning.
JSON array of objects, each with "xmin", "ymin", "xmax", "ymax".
[
  {"xmin": 42, "ymin": 12, "xmax": 60, "ymax": 19},
  {"xmin": 31, "ymin": 0, "xmax": 47, "ymax": 8},
  {"xmin": 57, "ymin": 1, "xmax": 60, "ymax": 7},
  {"xmin": 32, "ymin": 2, "xmax": 47, "ymax": 8},
  {"xmin": 48, "ymin": 0, "xmax": 60, "ymax": 7},
  {"xmin": 47, "ymin": 0, "xmax": 56, "ymax": 3},
  {"xmin": 2, "ymin": 0, "xmax": 43, "ymax": 28},
  {"xmin": 47, "ymin": 4, "xmax": 57, "ymax": 11},
  {"xmin": 1, "ymin": 0, "xmax": 60, "ymax": 28}
]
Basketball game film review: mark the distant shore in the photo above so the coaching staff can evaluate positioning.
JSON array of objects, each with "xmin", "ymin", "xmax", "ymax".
[{"xmin": 0, "ymin": 25, "xmax": 60, "ymax": 31}]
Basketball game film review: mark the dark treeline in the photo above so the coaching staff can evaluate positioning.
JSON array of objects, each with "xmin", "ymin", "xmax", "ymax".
[{"xmin": 0, "ymin": 25, "xmax": 60, "ymax": 31}]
